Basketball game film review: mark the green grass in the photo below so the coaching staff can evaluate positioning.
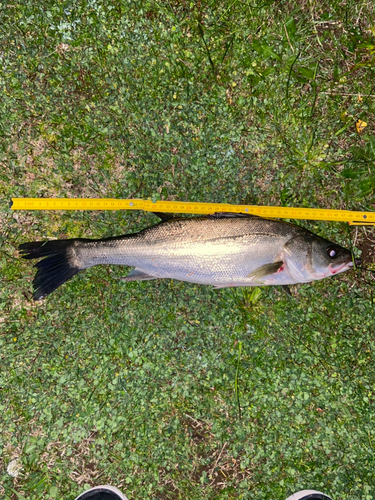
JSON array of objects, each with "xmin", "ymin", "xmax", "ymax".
[{"xmin": 1, "ymin": 1, "xmax": 375, "ymax": 499}]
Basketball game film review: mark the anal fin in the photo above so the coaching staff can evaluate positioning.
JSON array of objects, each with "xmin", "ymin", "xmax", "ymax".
[{"xmin": 115, "ymin": 269, "xmax": 158, "ymax": 282}]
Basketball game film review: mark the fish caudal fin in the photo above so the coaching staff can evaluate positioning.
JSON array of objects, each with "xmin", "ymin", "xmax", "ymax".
[{"xmin": 19, "ymin": 240, "xmax": 82, "ymax": 300}]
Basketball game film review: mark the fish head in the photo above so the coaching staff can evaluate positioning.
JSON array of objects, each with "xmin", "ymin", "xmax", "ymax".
[{"xmin": 283, "ymin": 234, "xmax": 354, "ymax": 283}]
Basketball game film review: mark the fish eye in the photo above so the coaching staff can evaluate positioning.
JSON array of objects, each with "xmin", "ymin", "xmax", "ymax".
[{"xmin": 327, "ymin": 247, "xmax": 339, "ymax": 259}]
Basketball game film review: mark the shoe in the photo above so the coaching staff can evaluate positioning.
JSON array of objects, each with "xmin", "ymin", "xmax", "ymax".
[
  {"xmin": 74, "ymin": 485, "xmax": 129, "ymax": 500},
  {"xmin": 75, "ymin": 485, "xmax": 332, "ymax": 500},
  {"xmin": 285, "ymin": 490, "xmax": 333, "ymax": 500}
]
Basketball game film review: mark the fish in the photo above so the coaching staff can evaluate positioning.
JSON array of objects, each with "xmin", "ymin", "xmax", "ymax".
[{"xmin": 19, "ymin": 213, "xmax": 359, "ymax": 300}]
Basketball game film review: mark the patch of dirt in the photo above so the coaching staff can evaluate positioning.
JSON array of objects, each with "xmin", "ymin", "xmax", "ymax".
[
  {"xmin": 158, "ymin": 413, "xmax": 258, "ymax": 497},
  {"xmin": 357, "ymin": 227, "xmax": 375, "ymax": 264}
]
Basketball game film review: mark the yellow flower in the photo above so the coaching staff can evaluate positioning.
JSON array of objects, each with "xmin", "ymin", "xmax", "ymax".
[{"xmin": 356, "ymin": 119, "xmax": 367, "ymax": 133}]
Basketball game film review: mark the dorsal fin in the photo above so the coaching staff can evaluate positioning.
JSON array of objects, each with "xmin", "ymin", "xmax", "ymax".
[
  {"xmin": 153, "ymin": 212, "xmax": 175, "ymax": 222},
  {"xmin": 207, "ymin": 212, "xmax": 265, "ymax": 220},
  {"xmin": 154, "ymin": 211, "xmax": 269, "ymax": 222}
]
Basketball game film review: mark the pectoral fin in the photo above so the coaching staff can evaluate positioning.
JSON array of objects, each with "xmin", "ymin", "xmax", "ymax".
[
  {"xmin": 115, "ymin": 269, "xmax": 158, "ymax": 281},
  {"xmin": 247, "ymin": 261, "xmax": 284, "ymax": 281}
]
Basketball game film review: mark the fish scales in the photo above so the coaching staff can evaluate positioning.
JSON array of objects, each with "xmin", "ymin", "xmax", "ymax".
[
  {"xmin": 75, "ymin": 218, "xmax": 297, "ymax": 285},
  {"xmin": 19, "ymin": 214, "xmax": 356, "ymax": 300}
]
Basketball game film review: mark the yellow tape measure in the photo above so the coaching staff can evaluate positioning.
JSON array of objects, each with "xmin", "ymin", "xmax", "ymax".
[{"xmin": 10, "ymin": 198, "xmax": 375, "ymax": 225}]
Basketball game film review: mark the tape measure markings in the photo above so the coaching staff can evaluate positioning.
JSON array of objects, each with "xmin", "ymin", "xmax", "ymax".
[{"xmin": 10, "ymin": 198, "xmax": 375, "ymax": 225}]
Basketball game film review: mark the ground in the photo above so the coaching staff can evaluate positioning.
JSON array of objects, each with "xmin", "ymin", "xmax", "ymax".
[{"xmin": 1, "ymin": 1, "xmax": 375, "ymax": 499}]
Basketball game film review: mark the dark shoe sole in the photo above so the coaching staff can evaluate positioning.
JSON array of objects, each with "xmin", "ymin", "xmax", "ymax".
[
  {"xmin": 285, "ymin": 490, "xmax": 333, "ymax": 500},
  {"xmin": 75, "ymin": 485, "xmax": 129, "ymax": 500}
]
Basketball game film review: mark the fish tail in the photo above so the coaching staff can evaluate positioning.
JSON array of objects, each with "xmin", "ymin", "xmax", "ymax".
[{"xmin": 19, "ymin": 239, "xmax": 88, "ymax": 300}]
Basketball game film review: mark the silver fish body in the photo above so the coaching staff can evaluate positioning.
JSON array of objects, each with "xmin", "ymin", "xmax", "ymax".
[{"xmin": 19, "ymin": 213, "xmax": 355, "ymax": 300}]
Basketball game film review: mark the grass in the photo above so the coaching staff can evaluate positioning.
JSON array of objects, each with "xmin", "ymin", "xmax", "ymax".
[{"xmin": 1, "ymin": 0, "xmax": 375, "ymax": 499}]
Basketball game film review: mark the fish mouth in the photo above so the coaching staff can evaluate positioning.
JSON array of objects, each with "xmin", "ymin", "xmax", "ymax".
[
  {"xmin": 330, "ymin": 258, "xmax": 360, "ymax": 274},
  {"xmin": 345, "ymin": 257, "xmax": 362, "ymax": 268}
]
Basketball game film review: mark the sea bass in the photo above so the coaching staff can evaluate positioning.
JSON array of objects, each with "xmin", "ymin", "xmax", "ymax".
[{"xmin": 19, "ymin": 213, "xmax": 357, "ymax": 300}]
